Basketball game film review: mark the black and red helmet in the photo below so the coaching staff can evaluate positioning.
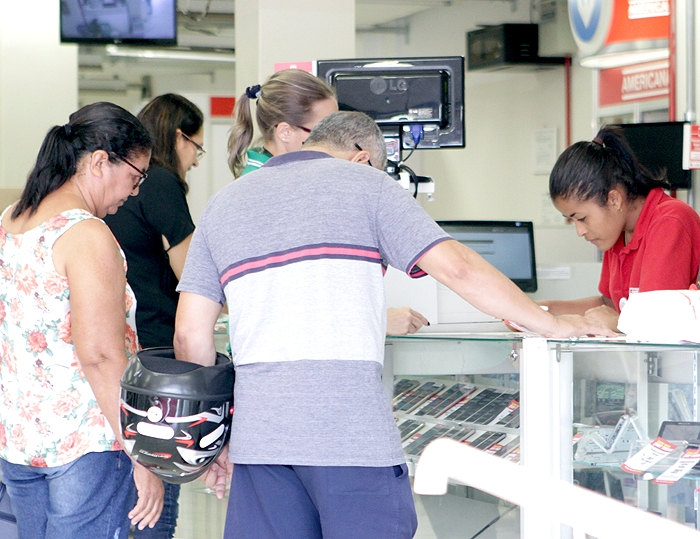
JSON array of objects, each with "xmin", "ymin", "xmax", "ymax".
[{"xmin": 119, "ymin": 347, "xmax": 234, "ymax": 484}]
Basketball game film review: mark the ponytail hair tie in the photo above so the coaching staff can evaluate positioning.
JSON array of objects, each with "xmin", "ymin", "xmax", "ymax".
[
  {"xmin": 245, "ymin": 84, "xmax": 261, "ymax": 99},
  {"xmin": 63, "ymin": 124, "xmax": 72, "ymax": 139},
  {"xmin": 592, "ymin": 136, "xmax": 605, "ymax": 147}
]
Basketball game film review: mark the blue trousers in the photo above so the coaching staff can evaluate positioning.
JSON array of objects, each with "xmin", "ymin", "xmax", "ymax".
[
  {"xmin": 0, "ymin": 451, "xmax": 135, "ymax": 539},
  {"xmin": 224, "ymin": 463, "xmax": 418, "ymax": 539}
]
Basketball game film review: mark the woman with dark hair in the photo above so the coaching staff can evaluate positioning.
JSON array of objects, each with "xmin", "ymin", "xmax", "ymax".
[
  {"xmin": 0, "ymin": 102, "xmax": 164, "ymax": 538},
  {"xmin": 539, "ymin": 125, "xmax": 700, "ymax": 332},
  {"xmin": 104, "ymin": 94, "xmax": 204, "ymax": 539}
]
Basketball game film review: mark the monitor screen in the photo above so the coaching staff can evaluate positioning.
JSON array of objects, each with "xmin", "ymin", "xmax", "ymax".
[
  {"xmin": 612, "ymin": 122, "xmax": 691, "ymax": 190},
  {"xmin": 658, "ymin": 421, "xmax": 700, "ymax": 442},
  {"xmin": 60, "ymin": 0, "xmax": 177, "ymax": 46},
  {"xmin": 316, "ymin": 57, "xmax": 465, "ymax": 151},
  {"xmin": 436, "ymin": 220, "xmax": 537, "ymax": 292},
  {"xmin": 329, "ymin": 71, "xmax": 446, "ymax": 126}
]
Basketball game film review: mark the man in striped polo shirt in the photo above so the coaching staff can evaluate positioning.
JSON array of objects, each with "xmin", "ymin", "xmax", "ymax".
[{"xmin": 174, "ymin": 111, "xmax": 614, "ymax": 539}]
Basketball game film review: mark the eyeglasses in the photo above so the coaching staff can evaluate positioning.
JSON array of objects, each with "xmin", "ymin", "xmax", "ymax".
[
  {"xmin": 295, "ymin": 125, "xmax": 312, "ymax": 134},
  {"xmin": 354, "ymin": 143, "xmax": 373, "ymax": 168},
  {"xmin": 181, "ymin": 132, "xmax": 206, "ymax": 159},
  {"xmin": 115, "ymin": 155, "xmax": 148, "ymax": 189}
]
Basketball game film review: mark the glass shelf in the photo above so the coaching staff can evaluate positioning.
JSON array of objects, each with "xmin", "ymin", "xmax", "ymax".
[{"xmin": 385, "ymin": 329, "xmax": 700, "ymax": 537}]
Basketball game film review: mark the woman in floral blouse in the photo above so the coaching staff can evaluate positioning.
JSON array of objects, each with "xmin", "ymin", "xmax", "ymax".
[{"xmin": 0, "ymin": 102, "xmax": 163, "ymax": 539}]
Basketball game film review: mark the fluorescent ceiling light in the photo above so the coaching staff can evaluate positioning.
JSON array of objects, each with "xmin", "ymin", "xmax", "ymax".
[
  {"xmin": 105, "ymin": 45, "xmax": 235, "ymax": 63},
  {"xmin": 79, "ymin": 79, "xmax": 129, "ymax": 92},
  {"xmin": 579, "ymin": 48, "xmax": 669, "ymax": 70},
  {"xmin": 356, "ymin": 0, "xmax": 449, "ymax": 4}
]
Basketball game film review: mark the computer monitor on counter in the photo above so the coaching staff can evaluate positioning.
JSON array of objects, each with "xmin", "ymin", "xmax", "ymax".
[
  {"xmin": 384, "ymin": 220, "xmax": 537, "ymax": 326},
  {"xmin": 436, "ymin": 220, "xmax": 537, "ymax": 293}
]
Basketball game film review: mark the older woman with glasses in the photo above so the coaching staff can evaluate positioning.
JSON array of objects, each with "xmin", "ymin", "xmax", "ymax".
[
  {"xmin": 0, "ymin": 101, "xmax": 164, "ymax": 539},
  {"xmin": 104, "ymin": 93, "xmax": 204, "ymax": 539}
]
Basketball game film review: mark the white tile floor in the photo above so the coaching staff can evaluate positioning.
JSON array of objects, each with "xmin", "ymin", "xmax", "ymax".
[
  {"xmin": 173, "ymin": 481, "xmax": 519, "ymax": 539},
  {"xmin": 174, "ymin": 482, "xmax": 227, "ymax": 539}
]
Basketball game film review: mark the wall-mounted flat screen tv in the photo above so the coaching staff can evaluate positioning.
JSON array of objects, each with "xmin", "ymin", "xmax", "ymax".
[{"xmin": 60, "ymin": 0, "xmax": 177, "ymax": 46}]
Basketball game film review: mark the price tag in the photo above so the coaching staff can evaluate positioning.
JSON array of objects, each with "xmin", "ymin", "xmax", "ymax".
[
  {"xmin": 653, "ymin": 446, "xmax": 700, "ymax": 484},
  {"xmin": 485, "ymin": 443, "xmax": 503, "ymax": 455},
  {"xmin": 491, "ymin": 399, "xmax": 519, "ymax": 424},
  {"xmin": 621, "ymin": 437, "xmax": 677, "ymax": 474},
  {"xmin": 503, "ymin": 446, "xmax": 520, "ymax": 463},
  {"xmin": 687, "ymin": 125, "xmax": 700, "ymax": 169}
]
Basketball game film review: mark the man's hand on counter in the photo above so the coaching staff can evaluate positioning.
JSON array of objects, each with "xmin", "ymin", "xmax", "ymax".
[{"xmin": 386, "ymin": 307, "xmax": 430, "ymax": 336}]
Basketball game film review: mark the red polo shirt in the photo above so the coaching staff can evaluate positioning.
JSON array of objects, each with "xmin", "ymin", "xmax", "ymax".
[{"xmin": 600, "ymin": 188, "xmax": 700, "ymax": 312}]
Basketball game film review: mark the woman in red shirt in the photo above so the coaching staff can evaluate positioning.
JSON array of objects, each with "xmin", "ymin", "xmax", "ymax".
[{"xmin": 540, "ymin": 126, "xmax": 700, "ymax": 332}]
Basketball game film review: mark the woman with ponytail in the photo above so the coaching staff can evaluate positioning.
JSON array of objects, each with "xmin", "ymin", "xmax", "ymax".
[
  {"xmin": 0, "ymin": 102, "xmax": 164, "ymax": 538},
  {"xmin": 537, "ymin": 125, "xmax": 700, "ymax": 332},
  {"xmin": 227, "ymin": 69, "xmax": 337, "ymax": 178}
]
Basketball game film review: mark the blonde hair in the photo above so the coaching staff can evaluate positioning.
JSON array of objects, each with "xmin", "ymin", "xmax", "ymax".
[{"xmin": 227, "ymin": 69, "xmax": 335, "ymax": 177}]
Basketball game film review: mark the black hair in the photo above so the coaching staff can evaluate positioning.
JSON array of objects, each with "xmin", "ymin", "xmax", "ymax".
[
  {"xmin": 14, "ymin": 102, "xmax": 152, "ymax": 219},
  {"xmin": 549, "ymin": 125, "xmax": 670, "ymax": 206},
  {"xmin": 137, "ymin": 94, "xmax": 204, "ymax": 190}
]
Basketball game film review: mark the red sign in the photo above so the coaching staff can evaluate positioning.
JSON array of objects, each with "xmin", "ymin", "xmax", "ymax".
[
  {"xmin": 569, "ymin": 0, "xmax": 669, "ymax": 57},
  {"xmin": 599, "ymin": 60, "xmax": 669, "ymax": 107},
  {"xmin": 273, "ymin": 61, "xmax": 315, "ymax": 74},
  {"xmin": 606, "ymin": 0, "xmax": 669, "ymax": 46},
  {"xmin": 687, "ymin": 125, "xmax": 700, "ymax": 170},
  {"xmin": 210, "ymin": 96, "xmax": 236, "ymax": 118}
]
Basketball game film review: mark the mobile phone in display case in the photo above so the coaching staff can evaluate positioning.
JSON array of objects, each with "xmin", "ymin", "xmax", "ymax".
[
  {"xmin": 393, "ymin": 378, "xmax": 421, "ymax": 403},
  {"xmin": 397, "ymin": 419, "xmax": 425, "ymax": 442},
  {"xmin": 393, "ymin": 381, "xmax": 446, "ymax": 414},
  {"xmin": 444, "ymin": 388, "xmax": 514, "ymax": 424},
  {"xmin": 404, "ymin": 425, "xmax": 475, "ymax": 457},
  {"xmin": 413, "ymin": 383, "xmax": 476, "ymax": 418},
  {"xmin": 657, "ymin": 421, "xmax": 700, "ymax": 443},
  {"xmin": 404, "ymin": 425, "xmax": 454, "ymax": 456},
  {"xmin": 465, "ymin": 430, "xmax": 507, "ymax": 451}
]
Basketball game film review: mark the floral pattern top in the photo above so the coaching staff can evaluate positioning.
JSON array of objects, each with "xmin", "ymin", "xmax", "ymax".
[{"xmin": 0, "ymin": 208, "xmax": 138, "ymax": 467}]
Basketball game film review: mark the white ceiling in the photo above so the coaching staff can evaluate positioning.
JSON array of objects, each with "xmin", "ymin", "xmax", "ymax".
[
  {"xmin": 77, "ymin": 0, "xmax": 514, "ymax": 93},
  {"xmin": 173, "ymin": 0, "xmax": 452, "ymax": 31}
]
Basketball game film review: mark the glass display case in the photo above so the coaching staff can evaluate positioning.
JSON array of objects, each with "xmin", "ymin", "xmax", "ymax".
[{"xmin": 385, "ymin": 330, "xmax": 700, "ymax": 539}]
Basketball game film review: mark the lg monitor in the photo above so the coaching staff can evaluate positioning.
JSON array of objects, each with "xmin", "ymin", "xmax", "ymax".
[{"xmin": 316, "ymin": 57, "xmax": 465, "ymax": 156}]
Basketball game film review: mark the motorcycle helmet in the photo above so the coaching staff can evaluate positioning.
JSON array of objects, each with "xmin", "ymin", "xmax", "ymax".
[{"xmin": 120, "ymin": 347, "xmax": 234, "ymax": 484}]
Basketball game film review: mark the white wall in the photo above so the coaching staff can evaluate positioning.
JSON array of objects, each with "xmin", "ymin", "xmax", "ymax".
[
  {"xmin": 67, "ymin": 1, "xmax": 631, "ymax": 271},
  {"xmin": 79, "ymin": 69, "xmax": 237, "ymax": 115},
  {"xmin": 356, "ymin": 1, "xmax": 597, "ymax": 266},
  {"xmin": 0, "ymin": 0, "xmax": 78, "ymax": 189},
  {"xmin": 236, "ymin": 0, "xmax": 355, "ymax": 87},
  {"xmin": 43, "ymin": 0, "xmax": 690, "ymax": 273}
]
